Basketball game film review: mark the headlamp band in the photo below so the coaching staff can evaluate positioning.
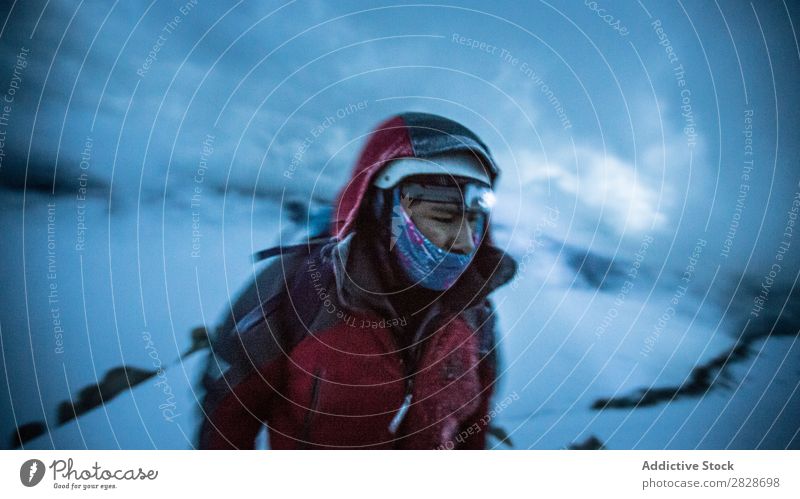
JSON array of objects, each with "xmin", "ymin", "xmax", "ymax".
[{"xmin": 399, "ymin": 181, "xmax": 495, "ymax": 212}]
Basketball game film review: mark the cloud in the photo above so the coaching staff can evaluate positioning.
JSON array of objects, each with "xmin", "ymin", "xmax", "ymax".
[{"xmin": 513, "ymin": 146, "xmax": 666, "ymax": 234}]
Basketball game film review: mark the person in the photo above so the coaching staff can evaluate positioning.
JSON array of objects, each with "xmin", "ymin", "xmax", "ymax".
[{"xmin": 198, "ymin": 112, "xmax": 517, "ymax": 449}]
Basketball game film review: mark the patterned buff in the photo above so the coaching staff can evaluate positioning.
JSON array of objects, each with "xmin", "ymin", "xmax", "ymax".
[{"xmin": 390, "ymin": 188, "xmax": 483, "ymax": 290}]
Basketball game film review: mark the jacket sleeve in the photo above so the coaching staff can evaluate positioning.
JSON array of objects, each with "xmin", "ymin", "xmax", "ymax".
[
  {"xmin": 455, "ymin": 301, "xmax": 499, "ymax": 450},
  {"xmin": 198, "ymin": 354, "xmax": 283, "ymax": 449},
  {"xmin": 454, "ymin": 363, "xmax": 496, "ymax": 450},
  {"xmin": 198, "ymin": 295, "xmax": 287, "ymax": 450}
]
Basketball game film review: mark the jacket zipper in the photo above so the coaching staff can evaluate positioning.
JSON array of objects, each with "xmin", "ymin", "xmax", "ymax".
[
  {"xmin": 387, "ymin": 307, "xmax": 441, "ymax": 435},
  {"xmin": 299, "ymin": 368, "xmax": 323, "ymax": 448},
  {"xmin": 388, "ymin": 380, "xmax": 413, "ymax": 434}
]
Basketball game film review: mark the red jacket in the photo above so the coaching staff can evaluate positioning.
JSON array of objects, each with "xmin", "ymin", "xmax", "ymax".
[{"xmin": 199, "ymin": 113, "xmax": 517, "ymax": 449}]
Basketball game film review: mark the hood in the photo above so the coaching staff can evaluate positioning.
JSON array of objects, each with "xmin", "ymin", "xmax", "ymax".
[
  {"xmin": 326, "ymin": 113, "xmax": 515, "ymax": 320},
  {"xmin": 331, "ymin": 112, "xmax": 500, "ymax": 239}
]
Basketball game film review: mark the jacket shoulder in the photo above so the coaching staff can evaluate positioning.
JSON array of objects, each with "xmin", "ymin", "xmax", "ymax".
[
  {"xmin": 207, "ymin": 242, "xmax": 334, "ymax": 378},
  {"xmin": 460, "ymin": 299, "xmax": 497, "ymax": 357}
]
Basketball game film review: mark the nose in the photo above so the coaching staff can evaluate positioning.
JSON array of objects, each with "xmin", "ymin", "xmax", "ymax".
[{"xmin": 449, "ymin": 219, "xmax": 476, "ymax": 255}]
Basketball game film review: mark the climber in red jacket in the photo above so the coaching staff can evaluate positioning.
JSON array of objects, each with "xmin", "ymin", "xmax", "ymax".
[{"xmin": 198, "ymin": 112, "xmax": 517, "ymax": 449}]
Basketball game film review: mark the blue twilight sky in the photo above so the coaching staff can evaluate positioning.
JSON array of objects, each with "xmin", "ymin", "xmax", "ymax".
[{"xmin": 0, "ymin": 1, "xmax": 798, "ymax": 449}]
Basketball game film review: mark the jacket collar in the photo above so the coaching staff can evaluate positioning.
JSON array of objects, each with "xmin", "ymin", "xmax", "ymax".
[{"xmin": 328, "ymin": 231, "xmax": 517, "ymax": 320}]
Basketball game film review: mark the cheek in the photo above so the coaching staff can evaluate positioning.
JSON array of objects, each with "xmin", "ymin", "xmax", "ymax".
[{"xmin": 411, "ymin": 218, "xmax": 447, "ymax": 248}]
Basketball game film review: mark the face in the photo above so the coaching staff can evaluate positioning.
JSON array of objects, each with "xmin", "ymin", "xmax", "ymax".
[{"xmin": 402, "ymin": 196, "xmax": 486, "ymax": 254}]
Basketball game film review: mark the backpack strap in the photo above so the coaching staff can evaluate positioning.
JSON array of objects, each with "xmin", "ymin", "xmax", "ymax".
[
  {"xmin": 275, "ymin": 239, "xmax": 338, "ymax": 342},
  {"xmin": 252, "ymin": 236, "xmax": 334, "ymax": 262}
]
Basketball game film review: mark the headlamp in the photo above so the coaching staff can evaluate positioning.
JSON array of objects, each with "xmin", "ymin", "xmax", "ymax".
[{"xmin": 399, "ymin": 181, "xmax": 494, "ymax": 214}]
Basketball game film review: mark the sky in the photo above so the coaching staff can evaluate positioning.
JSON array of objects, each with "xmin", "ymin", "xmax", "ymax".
[{"xmin": 0, "ymin": 0, "xmax": 798, "ymax": 449}]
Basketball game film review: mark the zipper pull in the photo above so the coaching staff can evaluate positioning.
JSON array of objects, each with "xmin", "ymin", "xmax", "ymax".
[{"xmin": 388, "ymin": 392, "xmax": 413, "ymax": 434}]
